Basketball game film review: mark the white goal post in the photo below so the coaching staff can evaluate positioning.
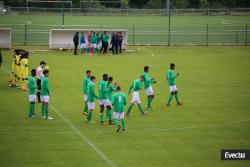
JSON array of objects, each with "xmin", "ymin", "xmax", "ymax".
[
  {"xmin": 49, "ymin": 29, "xmax": 128, "ymax": 50},
  {"xmin": 0, "ymin": 28, "xmax": 11, "ymax": 49},
  {"xmin": 0, "ymin": 1, "xmax": 7, "ymax": 15},
  {"xmin": 26, "ymin": 0, "xmax": 73, "ymax": 13}
]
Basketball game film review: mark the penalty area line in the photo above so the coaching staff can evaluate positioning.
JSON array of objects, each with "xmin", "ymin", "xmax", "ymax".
[
  {"xmin": 138, "ymin": 46, "xmax": 155, "ymax": 56},
  {"xmin": 50, "ymin": 104, "xmax": 117, "ymax": 167},
  {"xmin": 240, "ymin": 93, "xmax": 250, "ymax": 97}
]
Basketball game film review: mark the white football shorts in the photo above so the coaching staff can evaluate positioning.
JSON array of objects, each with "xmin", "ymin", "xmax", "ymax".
[
  {"xmin": 99, "ymin": 99, "xmax": 112, "ymax": 107},
  {"xmin": 80, "ymin": 43, "xmax": 87, "ymax": 49},
  {"xmin": 131, "ymin": 91, "xmax": 140, "ymax": 104},
  {"xmin": 97, "ymin": 42, "xmax": 102, "ymax": 49},
  {"xmin": 29, "ymin": 95, "xmax": 36, "ymax": 102},
  {"xmin": 169, "ymin": 85, "xmax": 177, "ymax": 93},
  {"xmin": 41, "ymin": 95, "xmax": 50, "ymax": 103},
  {"xmin": 90, "ymin": 43, "xmax": 97, "ymax": 49},
  {"xmin": 84, "ymin": 94, "xmax": 88, "ymax": 102},
  {"xmin": 87, "ymin": 102, "xmax": 95, "ymax": 110},
  {"xmin": 145, "ymin": 86, "xmax": 154, "ymax": 96},
  {"xmin": 113, "ymin": 112, "xmax": 125, "ymax": 119}
]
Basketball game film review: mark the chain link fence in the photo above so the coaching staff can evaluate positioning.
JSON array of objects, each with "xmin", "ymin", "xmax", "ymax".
[{"xmin": 0, "ymin": 23, "xmax": 248, "ymax": 46}]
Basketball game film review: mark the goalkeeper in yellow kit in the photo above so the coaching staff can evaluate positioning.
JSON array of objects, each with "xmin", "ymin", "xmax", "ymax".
[
  {"xmin": 14, "ymin": 50, "xmax": 21, "ymax": 88},
  {"xmin": 9, "ymin": 50, "xmax": 17, "ymax": 87},
  {"xmin": 20, "ymin": 51, "xmax": 29, "ymax": 91}
]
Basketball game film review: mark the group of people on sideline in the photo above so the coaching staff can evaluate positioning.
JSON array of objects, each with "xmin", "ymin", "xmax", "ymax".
[{"xmin": 73, "ymin": 31, "xmax": 123, "ymax": 56}]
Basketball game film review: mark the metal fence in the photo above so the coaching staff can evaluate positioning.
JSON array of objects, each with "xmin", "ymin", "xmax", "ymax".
[
  {"xmin": 0, "ymin": 7, "xmax": 249, "ymax": 46},
  {"xmin": 0, "ymin": 23, "xmax": 248, "ymax": 46},
  {"xmin": 4, "ymin": 7, "xmax": 250, "ymax": 16}
]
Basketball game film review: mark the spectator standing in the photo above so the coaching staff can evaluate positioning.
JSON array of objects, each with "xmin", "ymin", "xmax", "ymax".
[
  {"xmin": 118, "ymin": 32, "xmax": 123, "ymax": 53},
  {"xmin": 73, "ymin": 32, "xmax": 79, "ymax": 55}
]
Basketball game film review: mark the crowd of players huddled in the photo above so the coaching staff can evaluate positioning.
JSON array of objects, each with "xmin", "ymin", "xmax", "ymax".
[
  {"xmin": 8, "ymin": 49, "xmax": 31, "ymax": 90},
  {"xmin": 73, "ymin": 31, "xmax": 123, "ymax": 56}
]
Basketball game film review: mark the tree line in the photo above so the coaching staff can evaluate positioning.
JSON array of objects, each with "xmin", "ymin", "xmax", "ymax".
[{"xmin": 3, "ymin": 0, "xmax": 250, "ymax": 8}]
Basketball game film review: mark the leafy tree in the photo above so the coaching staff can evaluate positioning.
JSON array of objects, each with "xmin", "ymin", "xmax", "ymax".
[
  {"xmin": 171, "ymin": 0, "xmax": 189, "ymax": 8},
  {"xmin": 188, "ymin": 0, "xmax": 201, "ymax": 8},
  {"xmin": 129, "ymin": 0, "xmax": 149, "ymax": 8},
  {"xmin": 2, "ymin": 0, "xmax": 250, "ymax": 8},
  {"xmin": 147, "ymin": 0, "xmax": 163, "ymax": 9}
]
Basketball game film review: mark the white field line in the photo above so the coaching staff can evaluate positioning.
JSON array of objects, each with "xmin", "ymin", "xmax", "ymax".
[
  {"xmin": 1, "ymin": 65, "xmax": 117, "ymax": 167},
  {"xmin": 0, "ymin": 131, "xmax": 75, "ymax": 134},
  {"xmin": 221, "ymin": 22, "xmax": 231, "ymax": 25},
  {"xmin": 77, "ymin": 117, "xmax": 250, "ymax": 134},
  {"xmin": 213, "ymin": 19, "xmax": 250, "ymax": 23},
  {"xmin": 154, "ymin": 118, "xmax": 250, "ymax": 132},
  {"xmin": 240, "ymin": 93, "xmax": 250, "ymax": 97},
  {"xmin": 137, "ymin": 46, "xmax": 154, "ymax": 56},
  {"xmin": 29, "ymin": 50, "xmax": 50, "ymax": 52},
  {"xmin": 50, "ymin": 105, "xmax": 117, "ymax": 167}
]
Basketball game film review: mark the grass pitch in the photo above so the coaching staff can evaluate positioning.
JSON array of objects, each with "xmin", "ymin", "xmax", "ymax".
[{"xmin": 0, "ymin": 46, "xmax": 250, "ymax": 167}]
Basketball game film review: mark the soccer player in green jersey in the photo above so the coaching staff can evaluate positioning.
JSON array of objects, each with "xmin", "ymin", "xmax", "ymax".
[
  {"xmin": 166, "ymin": 63, "xmax": 182, "ymax": 106},
  {"xmin": 41, "ymin": 70, "xmax": 53, "ymax": 119},
  {"xmin": 28, "ymin": 69, "xmax": 37, "ymax": 118},
  {"xmin": 112, "ymin": 86, "xmax": 127, "ymax": 132},
  {"xmin": 96, "ymin": 32, "xmax": 101, "ymax": 53},
  {"xmin": 82, "ymin": 70, "xmax": 91, "ymax": 115},
  {"xmin": 126, "ymin": 76, "xmax": 145, "ymax": 116},
  {"xmin": 100, "ymin": 31, "xmax": 109, "ymax": 54},
  {"xmin": 98, "ymin": 74, "xmax": 113, "ymax": 124},
  {"xmin": 142, "ymin": 66, "xmax": 156, "ymax": 111},
  {"xmin": 90, "ymin": 32, "xmax": 97, "ymax": 55},
  {"xmin": 106, "ymin": 76, "xmax": 117, "ymax": 120},
  {"xmin": 79, "ymin": 32, "xmax": 87, "ymax": 54},
  {"xmin": 107, "ymin": 77, "xmax": 117, "ymax": 102},
  {"xmin": 86, "ymin": 76, "xmax": 98, "ymax": 123}
]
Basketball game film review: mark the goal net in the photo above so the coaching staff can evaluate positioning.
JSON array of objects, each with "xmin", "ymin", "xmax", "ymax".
[
  {"xmin": 0, "ymin": 28, "xmax": 11, "ymax": 49},
  {"xmin": 49, "ymin": 29, "xmax": 128, "ymax": 50}
]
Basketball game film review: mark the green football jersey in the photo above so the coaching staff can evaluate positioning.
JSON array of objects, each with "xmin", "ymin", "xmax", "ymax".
[
  {"xmin": 88, "ymin": 81, "xmax": 98, "ymax": 102},
  {"xmin": 112, "ymin": 92, "xmax": 127, "ymax": 113},
  {"xmin": 142, "ymin": 72, "xmax": 154, "ymax": 89},
  {"xmin": 79, "ymin": 35, "xmax": 83, "ymax": 44},
  {"xmin": 90, "ymin": 34, "xmax": 97, "ymax": 44},
  {"xmin": 83, "ymin": 76, "xmax": 90, "ymax": 94},
  {"xmin": 96, "ymin": 34, "xmax": 100, "ymax": 44},
  {"xmin": 128, "ymin": 79, "xmax": 142, "ymax": 94},
  {"xmin": 167, "ymin": 69, "xmax": 177, "ymax": 86},
  {"xmin": 98, "ymin": 80, "xmax": 108, "ymax": 99},
  {"xmin": 28, "ymin": 76, "xmax": 37, "ymax": 95},
  {"xmin": 107, "ymin": 83, "xmax": 116, "ymax": 101},
  {"xmin": 41, "ymin": 76, "xmax": 50, "ymax": 96},
  {"xmin": 102, "ymin": 34, "xmax": 109, "ymax": 42}
]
